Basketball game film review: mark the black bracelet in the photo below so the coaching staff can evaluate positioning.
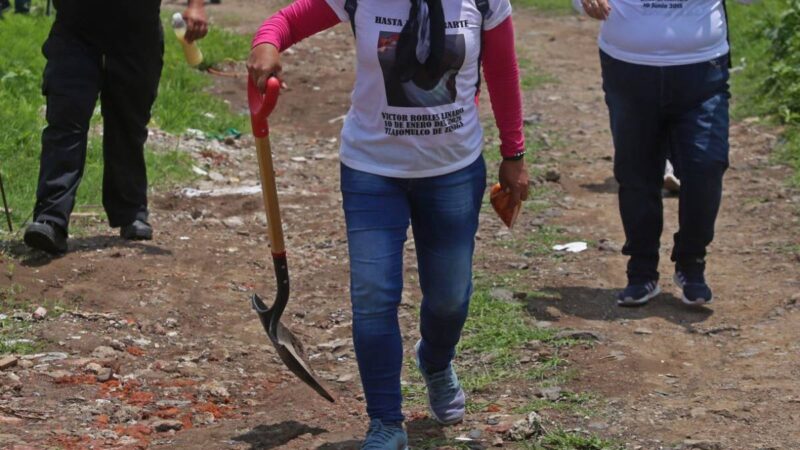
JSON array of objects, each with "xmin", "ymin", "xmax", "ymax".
[{"xmin": 502, "ymin": 152, "xmax": 525, "ymax": 161}]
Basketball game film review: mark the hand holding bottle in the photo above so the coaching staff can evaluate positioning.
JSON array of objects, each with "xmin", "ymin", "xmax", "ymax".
[
  {"xmin": 172, "ymin": 12, "xmax": 204, "ymax": 67},
  {"xmin": 181, "ymin": 3, "xmax": 209, "ymax": 43}
]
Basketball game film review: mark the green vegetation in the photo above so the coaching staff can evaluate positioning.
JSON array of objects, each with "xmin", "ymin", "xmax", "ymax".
[
  {"xmin": 0, "ymin": 284, "xmax": 61, "ymax": 355},
  {"xmin": 0, "ymin": 2, "xmax": 249, "ymax": 230},
  {"xmin": 154, "ymin": 15, "xmax": 250, "ymax": 133},
  {"xmin": 520, "ymin": 57, "xmax": 559, "ymax": 91},
  {"xmin": 526, "ymin": 430, "xmax": 622, "ymax": 450},
  {"xmin": 403, "ymin": 287, "xmax": 582, "ymax": 405},
  {"xmin": 513, "ymin": 0, "xmax": 576, "ymax": 15},
  {"xmin": 460, "ymin": 289, "xmax": 556, "ymax": 354},
  {"xmin": 515, "ymin": 391, "xmax": 597, "ymax": 416},
  {"xmin": 727, "ymin": 0, "xmax": 800, "ymax": 183},
  {"xmin": 525, "ymin": 224, "xmax": 564, "ymax": 256}
]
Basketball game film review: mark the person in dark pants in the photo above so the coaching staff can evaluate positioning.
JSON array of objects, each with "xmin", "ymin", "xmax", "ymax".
[
  {"xmin": 0, "ymin": 0, "xmax": 29, "ymax": 16},
  {"xmin": 24, "ymin": 0, "xmax": 208, "ymax": 254},
  {"xmin": 576, "ymin": 0, "xmax": 731, "ymax": 307}
]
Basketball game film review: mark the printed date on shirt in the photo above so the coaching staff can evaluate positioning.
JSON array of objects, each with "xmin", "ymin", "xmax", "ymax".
[
  {"xmin": 640, "ymin": 0, "xmax": 687, "ymax": 9},
  {"xmin": 382, "ymin": 109, "xmax": 466, "ymax": 136}
]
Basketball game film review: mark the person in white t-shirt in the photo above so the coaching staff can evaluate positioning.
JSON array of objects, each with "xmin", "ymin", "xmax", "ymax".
[
  {"xmin": 576, "ymin": 0, "xmax": 730, "ymax": 308},
  {"xmin": 248, "ymin": 0, "xmax": 528, "ymax": 447}
]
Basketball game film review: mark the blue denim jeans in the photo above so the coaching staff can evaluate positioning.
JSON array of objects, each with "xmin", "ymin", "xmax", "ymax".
[
  {"xmin": 601, "ymin": 50, "xmax": 730, "ymax": 283},
  {"xmin": 341, "ymin": 156, "xmax": 486, "ymax": 423}
]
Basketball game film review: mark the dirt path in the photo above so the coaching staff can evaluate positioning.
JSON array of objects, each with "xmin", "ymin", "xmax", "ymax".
[{"xmin": 1, "ymin": 2, "xmax": 799, "ymax": 449}]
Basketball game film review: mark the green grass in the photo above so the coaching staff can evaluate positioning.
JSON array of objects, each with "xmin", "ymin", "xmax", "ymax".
[
  {"xmin": 514, "ymin": 391, "xmax": 598, "ymax": 416},
  {"xmin": 525, "ymin": 430, "xmax": 622, "ymax": 450},
  {"xmin": 460, "ymin": 289, "xmax": 557, "ymax": 353},
  {"xmin": 403, "ymin": 287, "xmax": 581, "ymax": 405},
  {"xmin": 0, "ymin": 284, "xmax": 62, "ymax": 355},
  {"xmin": 154, "ymin": 15, "xmax": 250, "ymax": 134},
  {"xmin": 0, "ymin": 3, "xmax": 249, "ymax": 230},
  {"xmin": 458, "ymin": 289, "xmax": 571, "ymax": 391},
  {"xmin": 525, "ymin": 224, "xmax": 564, "ymax": 256},
  {"xmin": 520, "ymin": 58, "xmax": 559, "ymax": 91},
  {"xmin": 727, "ymin": 0, "xmax": 800, "ymax": 183},
  {"xmin": 513, "ymin": 0, "xmax": 576, "ymax": 14}
]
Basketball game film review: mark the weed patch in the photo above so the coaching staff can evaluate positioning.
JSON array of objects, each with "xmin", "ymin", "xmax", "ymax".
[
  {"xmin": 727, "ymin": 0, "xmax": 800, "ymax": 182},
  {"xmin": 525, "ymin": 430, "xmax": 622, "ymax": 449},
  {"xmin": 514, "ymin": 391, "xmax": 598, "ymax": 416},
  {"xmin": 0, "ymin": 284, "xmax": 60, "ymax": 355},
  {"xmin": 513, "ymin": 0, "xmax": 576, "ymax": 15}
]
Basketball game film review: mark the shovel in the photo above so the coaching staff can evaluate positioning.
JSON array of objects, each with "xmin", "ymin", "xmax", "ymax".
[{"xmin": 247, "ymin": 76, "xmax": 335, "ymax": 403}]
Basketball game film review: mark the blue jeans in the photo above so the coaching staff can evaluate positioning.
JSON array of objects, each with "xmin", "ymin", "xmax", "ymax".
[
  {"xmin": 601, "ymin": 50, "xmax": 730, "ymax": 283},
  {"xmin": 341, "ymin": 156, "xmax": 486, "ymax": 423}
]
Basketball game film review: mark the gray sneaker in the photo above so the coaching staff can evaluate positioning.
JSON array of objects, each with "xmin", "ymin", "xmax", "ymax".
[
  {"xmin": 360, "ymin": 419, "xmax": 408, "ymax": 450},
  {"xmin": 414, "ymin": 340, "xmax": 466, "ymax": 425}
]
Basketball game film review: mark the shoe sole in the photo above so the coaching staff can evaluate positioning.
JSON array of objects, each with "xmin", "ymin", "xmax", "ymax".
[
  {"xmin": 122, "ymin": 233, "xmax": 152, "ymax": 241},
  {"xmin": 121, "ymin": 229, "xmax": 153, "ymax": 240},
  {"xmin": 414, "ymin": 340, "xmax": 465, "ymax": 426},
  {"xmin": 617, "ymin": 285, "xmax": 660, "ymax": 307},
  {"xmin": 24, "ymin": 228, "xmax": 66, "ymax": 254},
  {"xmin": 673, "ymin": 274, "xmax": 713, "ymax": 306}
]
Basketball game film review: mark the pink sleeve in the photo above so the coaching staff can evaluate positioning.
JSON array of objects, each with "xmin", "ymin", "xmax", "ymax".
[
  {"xmin": 252, "ymin": 0, "xmax": 342, "ymax": 51},
  {"xmin": 482, "ymin": 17, "xmax": 525, "ymax": 159}
]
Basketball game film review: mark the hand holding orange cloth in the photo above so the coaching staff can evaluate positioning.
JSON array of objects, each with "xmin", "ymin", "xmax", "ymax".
[{"xmin": 490, "ymin": 183, "xmax": 522, "ymax": 229}]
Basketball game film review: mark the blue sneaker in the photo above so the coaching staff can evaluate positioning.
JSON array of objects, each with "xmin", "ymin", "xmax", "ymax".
[
  {"xmin": 361, "ymin": 419, "xmax": 408, "ymax": 450},
  {"xmin": 674, "ymin": 269, "xmax": 713, "ymax": 306},
  {"xmin": 414, "ymin": 340, "xmax": 466, "ymax": 425},
  {"xmin": 616, "ymin": 280, "xmax": 660, "ymax": 307}
]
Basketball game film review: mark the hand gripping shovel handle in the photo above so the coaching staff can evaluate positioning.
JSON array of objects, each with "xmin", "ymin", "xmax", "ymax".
[{"xmin": 248, "ymin": 76, "xmax": 281, "ymax": 140}]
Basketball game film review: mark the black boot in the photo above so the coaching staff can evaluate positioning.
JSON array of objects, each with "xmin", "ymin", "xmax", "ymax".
[
  {"xmin": 24, "ymin": 221, "xmax": 68, "ymax": 254},
  {"xmin": 120, "ymin": 219, "xmax": 152, "ymax": 241}
]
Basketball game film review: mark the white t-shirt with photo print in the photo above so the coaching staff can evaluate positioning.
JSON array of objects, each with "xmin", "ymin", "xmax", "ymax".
[{"xmin": 325, "ymin": 0, "xmax": 512, "ymax": 178}]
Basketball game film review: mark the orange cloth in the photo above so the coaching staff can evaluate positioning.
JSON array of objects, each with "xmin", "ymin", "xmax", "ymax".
[{"xmin": 490, "ymin": 183, "xmax": 521, "ymax": 229}]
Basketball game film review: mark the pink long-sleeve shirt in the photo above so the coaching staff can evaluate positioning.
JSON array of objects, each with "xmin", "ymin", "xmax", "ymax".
[{"xmin": 253, "ymin": 0, "xmax": 525, "ymax": 177}]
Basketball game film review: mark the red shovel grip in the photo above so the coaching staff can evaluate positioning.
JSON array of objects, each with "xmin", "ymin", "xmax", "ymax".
[{"xmin": 248, "ymin": 76, "xmax": 281, "ymax": 138}]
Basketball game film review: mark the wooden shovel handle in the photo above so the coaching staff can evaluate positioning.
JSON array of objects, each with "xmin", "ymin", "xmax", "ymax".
[
  {"xmin": 248, "ymin": 76, "xmax": 285, "ymax": 255},
  {"xmin": 254, "ymin": 136, "xmax": 285, "ymax": 255}
]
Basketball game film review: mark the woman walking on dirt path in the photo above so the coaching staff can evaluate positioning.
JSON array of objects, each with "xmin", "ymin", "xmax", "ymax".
[
  {"xmin": 576, "ymin": 0, "xmax": 732, "ymax": 307},
  {"xmin": 248, "ymin": 0, "xmax": 528, "ymax": 447}
]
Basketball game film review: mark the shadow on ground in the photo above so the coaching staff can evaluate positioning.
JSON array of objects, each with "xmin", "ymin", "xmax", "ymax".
[
  {"xmin": 315, "ymin": 418, "xmax": 450, "ymax": 449},
  {"xmin": 527, "ymin": 286, "xmax": 713, "ymax": 330},
  {"xmin": 1, "ymin": 235, "xmax": 172, "ymax": 267},
  {"xmin": 317, "ymin": 440, "xmax": 361, "ymax": 450},
  {"xmin": 581, "ymin": 176, "xmax": 618, "ymax": 194},
  {"xmin": 232, "ymin": 421, "xmax": 327, "ymax": 450},
  {"xmin": 580, "ymin": 177, "xmax": 680, "ymax": 199}
]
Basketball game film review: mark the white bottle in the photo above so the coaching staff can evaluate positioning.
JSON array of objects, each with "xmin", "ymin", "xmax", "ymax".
[{"xmin": 171, "ymin": 12, "xmax": 204, "ymax": 67}]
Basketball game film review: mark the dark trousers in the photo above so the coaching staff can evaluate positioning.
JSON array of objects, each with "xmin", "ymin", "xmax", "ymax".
[
  {"xmin": 34, "ymin": 22, "xmax": 163, "ymax": 231},
  {"xmin": 600, "ymin": 50, "xmax": 730, "ymax": 283},
  {"xmin": 0, "ymin": 0, "xmax": 28, "ymax": 13}
]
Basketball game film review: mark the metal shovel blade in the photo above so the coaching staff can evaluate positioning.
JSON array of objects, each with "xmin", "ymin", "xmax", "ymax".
[{"xmin": 252, "ymin": 293, "xmax": 336, "ymax": 403}]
